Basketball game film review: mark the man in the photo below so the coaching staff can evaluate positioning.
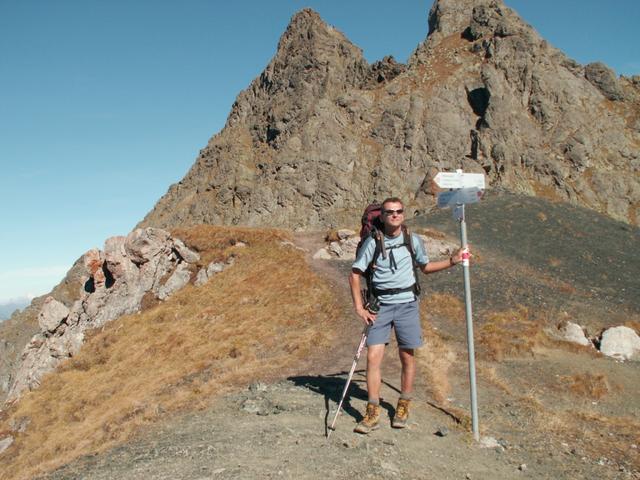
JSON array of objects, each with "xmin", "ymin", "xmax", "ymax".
[{"xmin": 349, "ymin": 197, "xmax": 466, "ymax": 433}]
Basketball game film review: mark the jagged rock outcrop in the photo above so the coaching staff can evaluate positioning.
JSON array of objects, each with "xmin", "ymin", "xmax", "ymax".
[
  {"xmin": 5, "ymin": 228, "xmax": 200, "ymax": 403},
  {"xmin": 139, "ymin": 0, "xmax": 639, "ymax": 231},
  {"xmin": 0, "ymin": 257, "xmax": 88, "ymax": 404}
]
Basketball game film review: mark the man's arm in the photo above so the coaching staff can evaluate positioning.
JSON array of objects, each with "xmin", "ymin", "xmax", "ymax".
[
  {"xmin": 349, "ymin": 268, "xmax": 377, "ymax": 325},
  {"xmin": 420, "ymin": 246, "xmax": 469, "ymax": 274}
]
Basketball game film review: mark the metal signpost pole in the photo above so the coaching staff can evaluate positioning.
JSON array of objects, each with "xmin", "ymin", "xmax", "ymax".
[
  {"xmin": 457, "ymin": 203, "xmax": 480, "ymax": 441},
  {"xmin": 435, "ymin": 170, "xmax": 483, "ymax": 441}
]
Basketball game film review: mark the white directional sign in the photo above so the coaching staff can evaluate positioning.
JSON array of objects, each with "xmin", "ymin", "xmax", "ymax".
[
  {"xmin": 433, "ymin": 171, "xmax": 485, "ymax": 190},
  {"xmin": 437, "ymin": 187, "xmax": 484, "ymax": 208}
]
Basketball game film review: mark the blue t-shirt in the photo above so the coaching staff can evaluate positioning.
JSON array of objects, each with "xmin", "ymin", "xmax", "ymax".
[{"xmin": 352, "ymin": 231, "xmax": 428, "ymax": 304}]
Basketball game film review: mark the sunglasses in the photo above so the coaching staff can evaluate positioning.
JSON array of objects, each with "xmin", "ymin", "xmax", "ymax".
[{"xmin": 383, "ymin": 209, "xmax": 404, "ymax": 215}]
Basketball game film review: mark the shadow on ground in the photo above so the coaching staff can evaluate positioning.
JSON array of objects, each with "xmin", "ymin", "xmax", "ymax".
[{"xmin": 288, "ymin": 372, "xmax": 403, "ymax": 435}]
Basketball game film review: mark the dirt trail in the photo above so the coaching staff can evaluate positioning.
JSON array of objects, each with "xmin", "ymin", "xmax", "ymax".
[
  {"xmin": 39, "ymin": 231, "xmax": 637, "ymax": 480},
  {"xmin": 43, "ymin": 380, "xmax": 529, "ymax": 480}
]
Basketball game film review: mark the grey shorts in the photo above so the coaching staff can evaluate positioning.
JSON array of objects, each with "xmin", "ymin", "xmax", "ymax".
[{"xmin": 366, "ymin": 300, "xmax": 423, "ymax": 349}]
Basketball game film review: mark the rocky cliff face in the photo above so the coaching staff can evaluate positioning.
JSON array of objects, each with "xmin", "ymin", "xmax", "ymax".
[
  {"xmin": 139, "ymin": 0, "xmax": 639, "ymax": 230},
  {"xmin": 1, "ymin": 229, "xmax": 211, "ymax": 403}
]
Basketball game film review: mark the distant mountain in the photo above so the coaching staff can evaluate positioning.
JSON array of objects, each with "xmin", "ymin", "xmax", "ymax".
[
  {"xmin": 140, "ymin": 0, "xmax": 639, "ymax": 231},
  {"xmin": 0, "ymin": 298, "xmax": 30, "ymax": 321}
]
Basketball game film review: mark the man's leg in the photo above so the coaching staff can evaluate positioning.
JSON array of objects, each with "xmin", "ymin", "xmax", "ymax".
[
  {"xmin": 366, "ymin": 344, "xmax": 386, "ymax": 401},
  {"xmin": 354, "ymin": 344, "xmax": 385, "ymax": 434},
  {"xmin": 392, "ymin": 347, "xmax": 415, "ymax": 428},
  {"xmin": 393, "ymin": 300, "xmax": 422, "ymax": 429},
  {"xmin": 398, "ymin": 347, "xmax": 416, "ymax": 395},
  {"xmin": 355, "ymin": 304, "xmax": 392, "ymax": 434}
]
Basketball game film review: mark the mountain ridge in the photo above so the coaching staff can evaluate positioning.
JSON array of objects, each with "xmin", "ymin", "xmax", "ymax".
[{"xmin": 139, "ymin": 0, "xmax": 639, "ymax": 231}]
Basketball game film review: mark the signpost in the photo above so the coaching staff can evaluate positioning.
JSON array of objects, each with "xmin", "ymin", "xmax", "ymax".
[
  {"xmin": 436, "ymin": 186, "xmax": 484, "ymax": 209},
  {"xmin": 434, "ymin": 169, "xmax": 483, "ymax": 442},
  {"xmin": 433, "ymin": 171, "xmax": 485, "ymax": 190}
]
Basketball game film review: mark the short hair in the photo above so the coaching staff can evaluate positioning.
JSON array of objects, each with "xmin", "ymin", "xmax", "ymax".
[{"xmin": 381, "ymin": 197, "xmax": 404, "ymax": 209}]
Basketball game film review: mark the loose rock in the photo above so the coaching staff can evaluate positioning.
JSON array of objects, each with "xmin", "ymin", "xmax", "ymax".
[
  {"xmin": 0, "ymin": 436, "xmax": 14, "ymax": 454},
  {"xmin": 599, "ymin": 326, "xmax": 640, "ymax": 360},
  {"xmin": 37, "ymin": 297, "xmax": 70, "ymax": 334},
  {"xmin": 556, "ymin": 321, "xmax": 590, "ymax": 346}
]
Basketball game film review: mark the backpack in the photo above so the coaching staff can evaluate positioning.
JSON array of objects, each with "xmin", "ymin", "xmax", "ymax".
[{"xmin": 356, "ymin": 203, "xmax": 422, "ymax": 306}]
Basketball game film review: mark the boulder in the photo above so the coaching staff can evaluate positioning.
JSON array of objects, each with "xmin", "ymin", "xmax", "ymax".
[
  {"xmin": 37, "ymin": 297, "xmax": 70, "ymax": 334},
  {"xmin": 328, "ymin": 241, "xmax": 344, "ymax": 257},
  {"xmin": 599, "ymin": 326, "xmax": 640, "ymax": 360},
  {"xmin": 194, "ymin": 261, "xmax": 227, "ymax": 287},
  {"xmin": 158, "ymin": 263, "xmax": 193, "ymax": 300},
  {"xmin": 83, "ymin": 248, "xmax": 103, "ymax": 276},
  {"xmin": 337, "ymin": 229, "xmax": 357, "ymax": 240},
  {"xmin": 207, "ymin": 262, "xmax": 226, "ymax": 276},
  {"xmin": 124, "ymin": 228, "xmax": 171, "ymax": 265},
  {"xmin": 584, "ymin": 62, "xmax": 625, "ymax": 101},
  {"xmin": 173, "ymin": 238, "xmax": 200, "ymax": 264},
  {"xmin": 341, "ymin": 237, "xmax": 360, "ymax": 258},
  {"xmin": 195, "ymin": 269, "xmax": 208, "ymax": 286},
  {"xmin": 557, "ymin": 321, "xmax": 590, "ymax": 347}
]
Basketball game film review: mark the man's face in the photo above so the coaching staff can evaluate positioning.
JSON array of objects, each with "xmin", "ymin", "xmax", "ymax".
[{"xmin": 382, "ymin": 201, "xmax": 404, "ymax": 229}]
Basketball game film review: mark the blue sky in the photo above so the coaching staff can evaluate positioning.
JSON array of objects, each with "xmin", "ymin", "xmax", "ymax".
[{"xmin": 0, "ymin": 0, "xmax": 638, "ymax": 305}]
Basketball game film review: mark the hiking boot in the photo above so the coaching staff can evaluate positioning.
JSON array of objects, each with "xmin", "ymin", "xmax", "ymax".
[
  {"xmin": 392, "ymin": 398, "xmax": 411, "ymax": 428},
  {"xmin": 354, "ymin": 402, "xmax": 381, "ymax": 434}
]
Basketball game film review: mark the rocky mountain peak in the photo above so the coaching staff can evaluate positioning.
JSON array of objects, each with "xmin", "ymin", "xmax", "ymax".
[
  {"xmin": 140, "ymin": 1, "xmax": 639, "ymax": 231},
  {"xmin": 418, "ymin": 0, "xmax": 539, "ymax": 58},
  {"xmin": 267, "ymin": 7, "xmax": 368, "ymax": 89},
  {"xmin": 225, "ymin": 8, "xmax": 369, "ymax": 147},
  {"xmin": 427, "ymin": 0, "xmax": 502, "ymax": 38}
]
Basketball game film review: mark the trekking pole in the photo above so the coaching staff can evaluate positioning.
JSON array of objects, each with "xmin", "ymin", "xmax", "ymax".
[{"xmin": 327, "ymin": 324, "xmax": 371, "ymax": 438}]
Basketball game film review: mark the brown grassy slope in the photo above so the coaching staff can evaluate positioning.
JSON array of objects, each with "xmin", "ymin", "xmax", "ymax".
[
  {"xmin": 407, "ymin": 194, "xmax": 640, "ymax": 472},
  {"xmin": 0, "ymin": 226, "xmax": 340, "ymax": 480}
]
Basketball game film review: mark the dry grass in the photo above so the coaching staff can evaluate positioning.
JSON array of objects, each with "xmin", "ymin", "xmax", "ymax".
[
  {"xmin": 559, "ymin": 373, "xmax": 611, "ymax": 400},
  {"xmin": 548, "ymin": 257, "xmax": 563, "ymax": 267},
  {"xmin": 476, "ymin": 364, "xmax": 513, "ymax": 396},
  {"xmin": 325, "ymin": 229, "xmax": 342, "ymax": 243},
  {"xmin": 419, "ymin": 228, "xmax": 447, "ymax": 240},
  {"xmin": 531, "ymin": 179, "xmax": 566, "ymax": 203},
  {"xmin": 421, "ymin": 293, "xmax": 465, "ymax": 324},
  {"xmin": 478, "ymin": 305, "xmax": 549, "ymax": 361},
  {"xmin": 0, "ymin": 225, "xmax": 340, "ymax": 480},
  {"xmin": 624, "ymin": 319, "xmax": 640, "ymax": 336},
  {"xmin": 540, "ymin": 410, "xmax": 640, "ymax": 470},
  {"xmin": 417, "ymin": 299, "xmax": 459, "ymax": 405}
]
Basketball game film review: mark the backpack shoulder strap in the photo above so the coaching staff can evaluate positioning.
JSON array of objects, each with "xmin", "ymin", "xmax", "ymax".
[
  {"xmin": 401, "ymin": 225, "xmax": 422, "ymax": 297},
  {"xmin": 402, "ymin": 225, "xmax": 415, "ymax": 255},
  {"xmin": 370, "ymin": 228, "xmax": 384, "ymax": 267},
  {"xmin": 364, "ymin": 229, "xmax": 384, "ymax": 297}
]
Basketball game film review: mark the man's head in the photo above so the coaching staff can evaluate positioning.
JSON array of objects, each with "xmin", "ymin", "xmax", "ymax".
[{"xmin": 381, "ymin": 197, "xmax": 405, "ymax": 232}]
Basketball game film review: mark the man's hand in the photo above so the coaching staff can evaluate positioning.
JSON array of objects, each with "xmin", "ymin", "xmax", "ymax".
[
  {"xmin": 356, "ymin": 306, "xmax": 377, "ymax": 325},
  {"xmin": 450, "ymin": 245, "xmax": 472, "ymax": 265}
]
